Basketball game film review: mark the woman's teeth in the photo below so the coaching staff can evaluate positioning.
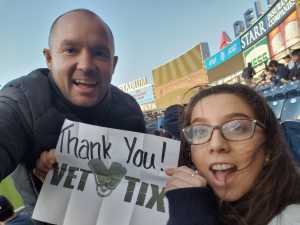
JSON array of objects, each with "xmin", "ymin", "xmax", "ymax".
[{"xmin": 211, "ymin": 163, "xmax": 236, "ymax": 171}]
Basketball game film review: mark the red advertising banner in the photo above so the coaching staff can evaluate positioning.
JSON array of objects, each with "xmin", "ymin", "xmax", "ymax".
[{"xmin": 268, "ymin": 10, "xmax": 300, "ymax": 58}]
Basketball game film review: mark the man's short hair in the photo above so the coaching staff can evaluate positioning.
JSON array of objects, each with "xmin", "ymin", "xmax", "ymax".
[
  {"xmin": 291, "ymin": 48, "xmax": 300, "ymax": 57},
  {"xmin": 283, "ymin": 54, "xmax": 291, "ymax": 60},
  {"xmin": 48, "ymin": 8, "xmax": 114, "ymax": 49},
  {"xmin": 268, "ymin": 60, "xmax": 279, "ymax": 68},
  {"xmin": 0, "ymin": 196, "xmax": 14, "ymax": 221}
]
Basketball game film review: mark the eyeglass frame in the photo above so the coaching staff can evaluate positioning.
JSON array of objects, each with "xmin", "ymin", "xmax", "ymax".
[{"xmin": 182, "ymin": 119, "xmax": 265, "ymax": 145}]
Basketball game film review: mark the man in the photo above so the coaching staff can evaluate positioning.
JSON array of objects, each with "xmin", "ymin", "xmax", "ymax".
[
  {"xmin": 282, "ymin": 54, "xmax": 294, "ymax": 70},
  {"xmin": 289, "ymin": 48, "xmax": 300, "ymax": 80},
  {"xmin": 0, "ymin": 8, "xmax": 145, "ymax": 221},
  {"xmin": 268, "ymin": 60, "xmax": 289, "ymax": 85},
  {"xmin": 0, "ymin": 196, "xmax": 34, "ymax": 225},
  {"xmin": 242, "ymin": 62, "xmax": 255, "ymax": 85}
]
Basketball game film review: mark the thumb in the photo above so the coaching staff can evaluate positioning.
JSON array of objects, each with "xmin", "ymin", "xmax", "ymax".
[
  {"xmin": 165, "ymin": 168, "xmax": 175, "ymax": 176},
  {"xmin": 47, "ymin": 149, "xmax": 57, "ymax": 164}
]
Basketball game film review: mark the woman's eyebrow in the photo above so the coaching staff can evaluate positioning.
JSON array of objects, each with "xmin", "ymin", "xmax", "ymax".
[{"xmin": 190, "ymin": 113, "xmax": 251, "ymax": 124}]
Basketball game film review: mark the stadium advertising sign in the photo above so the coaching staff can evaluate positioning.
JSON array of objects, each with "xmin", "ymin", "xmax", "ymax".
[
  {"xmin": 118, "ymin": 77, "xmax": 155, "ymax": 105},
  {"xmin": 204, "ymin": 39, "xmax": 241, "ymax": 71},
  {"xmin": 118, "ymin": 77, "xmax": 149, "ymax": 93},
  {"xmin": 152, "ymin": 44, "xmax": 208, "ymax": 109},
  {"xmin": 243, "ymin": 36, "xmax": 270, "ymax": 72},
  {"xmin": 267, "ymin": 0, "xmax": 296, "ymax": 28},
  {"xmin": 241, "ymin": 0, "xmax": 296, "ymax": 50},
  {"xmin": 128, "ymin": 85, "xmax": 155, "ymax": 105},
  {"xmin": 241, "ymin": 16, "xmax": 268, "ymax": 50},
  {"xmin": 268, "ymin": 10, "xmax": 300, "ymax": 58}
]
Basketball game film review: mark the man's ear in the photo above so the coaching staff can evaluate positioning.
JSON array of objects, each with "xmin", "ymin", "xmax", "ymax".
[
  {"xmin": 112, "ymin": 56, "xmax": 118, "ymax": 74},
  {"xmin": 43, "ymin": 48, "xmax": 52, "ymax": 69}
]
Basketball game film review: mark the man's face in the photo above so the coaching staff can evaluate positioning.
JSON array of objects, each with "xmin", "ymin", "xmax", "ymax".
[
  {"xmin": 283, "ymin": 57, "xmax": 290, "ymax": 64},
  {"xmin": 268, "ymin": 66, "xmax": 276, "ymax": 73},
  {"xmin": 44, "ymin": 12, "xmax": 117, "ymax": 107},
  {"xmin": 292, "ymin": 54, "xmax": 300, "ymax": 63}
]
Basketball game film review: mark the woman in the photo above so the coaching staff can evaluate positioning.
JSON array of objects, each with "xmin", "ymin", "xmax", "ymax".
[{"xmin": 165, "ymin": 84, "xmax": 300, "ymax": 225}]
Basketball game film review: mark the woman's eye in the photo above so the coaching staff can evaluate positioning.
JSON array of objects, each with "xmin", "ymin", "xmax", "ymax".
[{"xmin": 228, "ymin": 122, "xmax": 247, "ymax": 133}]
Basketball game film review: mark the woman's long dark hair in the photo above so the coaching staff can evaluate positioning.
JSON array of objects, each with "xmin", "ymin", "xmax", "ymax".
[{"xmin": 179, "ymin": 84, "xmax": 300, "ymax": 225}]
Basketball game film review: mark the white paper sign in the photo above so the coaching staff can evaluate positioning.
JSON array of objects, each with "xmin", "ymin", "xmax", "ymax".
[{"xmin": 33, "ymin": 119, "xmax": 180, "ymax": 225}]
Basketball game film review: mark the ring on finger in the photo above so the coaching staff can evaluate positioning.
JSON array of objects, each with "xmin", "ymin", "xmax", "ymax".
[{"xmin": 191, "ymin": 170, "xmax": 198, "ymax": 177}]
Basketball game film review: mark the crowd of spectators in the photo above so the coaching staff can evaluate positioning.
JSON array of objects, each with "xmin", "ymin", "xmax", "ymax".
[{"xmin": 243, "ymin": 49, "xmax": 300, "ymax": 86}]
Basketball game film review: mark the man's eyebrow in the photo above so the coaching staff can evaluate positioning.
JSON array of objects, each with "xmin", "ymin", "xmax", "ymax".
[{"xmin": 59, "ymin": 40, "xmax": 80, "ymax": 46}]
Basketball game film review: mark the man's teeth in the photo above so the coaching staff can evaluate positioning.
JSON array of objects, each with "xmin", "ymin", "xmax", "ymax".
[
  {"xmin": 211, "ymin": 163, "xmax": 235, "ymax": 171},
  {"xmin": 74, "ymin": 80, "xmax": 97, "ymax": 85}
]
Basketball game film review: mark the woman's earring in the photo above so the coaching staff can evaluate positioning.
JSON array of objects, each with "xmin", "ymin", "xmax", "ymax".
[{"xmin": 264, "ymin": 155, "xmax": 270, "ymax": 165}]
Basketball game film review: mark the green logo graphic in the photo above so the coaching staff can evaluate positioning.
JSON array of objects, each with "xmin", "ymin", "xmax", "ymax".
[{"xmin": 88, "ymin": 159, "xmax": 127, "ymax": 197}]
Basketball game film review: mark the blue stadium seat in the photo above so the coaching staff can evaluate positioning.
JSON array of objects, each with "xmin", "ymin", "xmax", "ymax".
[
  {"xmin": 285, "ymin": 80, "xmax": 300, "ymax": 98},
  {"xmin": 281, "ymin": 96, "xmax": 300, "ymax": 121},
  {"xmin": 281, "ymin": 120, "xmax": 300, "ymax": 165},
  {"xmin": 267, "ymin": 99, "xmax": 286, "ymax": 119}
]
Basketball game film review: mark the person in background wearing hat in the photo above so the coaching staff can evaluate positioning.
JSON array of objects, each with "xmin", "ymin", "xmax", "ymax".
[{"xmin": 0, "ymin": 196, "xmax": 34, "ymax": 225}]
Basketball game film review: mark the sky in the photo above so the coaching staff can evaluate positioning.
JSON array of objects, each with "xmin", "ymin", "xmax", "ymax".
[{"xmin": 0, "ymin": 0, "xmax": 268, "ymax": 86}]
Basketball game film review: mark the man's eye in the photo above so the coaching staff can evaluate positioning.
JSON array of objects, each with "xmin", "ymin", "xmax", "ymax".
[
  {"xmin": 93, "ymin": 49, "xmax": 110, "ymax": 59},
  {"xmin": 64, "ymin": 47, "xmax": 76, "ymax": 55}
]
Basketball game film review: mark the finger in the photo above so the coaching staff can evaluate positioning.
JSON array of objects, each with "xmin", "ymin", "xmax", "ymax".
[
  {"xmin": 36, "ymin": 152, "xmax": 49, "ymax": 173},
  {"xmin": 174, "ymin": 166, "xmax": 196, "ymax": 176},
  {"xmin": 45, "ymin": 150, "xmax": 57, "ymax": 169},
  {"xmin": 165, "ymin": 177, "xmax": 200, "ymax": 192},
  {"xmin": 171, "ymin": 170, "xmax": 207, "ymax": 187},
  {"xmin": 36, "ymin": 150, "xmax": 56, "ymax": 172},
  {"xmin": 166, "ymin": 166, "xmax": 194, "ymax": 176},
  {"xmin": 33, "ymin": 169, "xmax": 47, "ymax": 182}
]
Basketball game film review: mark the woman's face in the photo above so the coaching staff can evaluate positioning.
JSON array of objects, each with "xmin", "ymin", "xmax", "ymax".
[{"xmin": 190, "ymin": 94, "xmax": 266, "ymax": 202}]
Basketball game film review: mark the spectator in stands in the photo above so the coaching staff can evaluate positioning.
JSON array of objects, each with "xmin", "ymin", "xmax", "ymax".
[
  {"xmin": 165, "ymin": 84, "xmax": 300, "ymax": 225},
  {"xmin": 268, "ymin": 60, "xmax": 289, "ymax": 85},
  {"xmin": 257, "ymin": 67, "xmax": 272, "ymax": 85},
  {"xmin": 163, "ymin": 104, "xmax": 184, "ymax": 140},
  {"xmin": 0, "ymin": 196, "xmax": 34, "ymax": 225},
  {"xmin": 283, "ymin": 54, "xmax": 294, "ymax": 70},
  {"xmin": 0, "ymin": 9, "xmax": 145, "ymax": 222},
  {"xmin": 289, "ymin": 49, "xmax": 300, "ymax": 80},
  {"xmin": 153, "ymin": 127, "xmax": 174, "ymax": 139},
  {"xmin": 242, "ymin": 63, "xmax": 255, "ymax": 85}
]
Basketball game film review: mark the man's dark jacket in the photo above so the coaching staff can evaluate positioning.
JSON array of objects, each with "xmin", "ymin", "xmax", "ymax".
[{"xmin": 0, "ymin": 68, "xmax": 146, "ymax": 180}]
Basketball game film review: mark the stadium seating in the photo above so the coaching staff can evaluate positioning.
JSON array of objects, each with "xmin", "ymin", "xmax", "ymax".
[{"xmin": 257, "ymin": 81, "xmax": 300, "ymax": 165}]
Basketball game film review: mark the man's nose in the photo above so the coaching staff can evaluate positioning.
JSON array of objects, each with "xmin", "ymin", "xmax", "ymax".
[
  {"xmin": 208, "ymin": 129, "xmax": 230, "ymax": 154},
  {"xmin": 77, "ymin": 50, "xmax": 95, "ymax": 73}
]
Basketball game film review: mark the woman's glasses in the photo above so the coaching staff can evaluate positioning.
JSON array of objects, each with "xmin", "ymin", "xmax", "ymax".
[{"xmin": 182, "ymin": 119, "xmax": 265, "ymax": 145}]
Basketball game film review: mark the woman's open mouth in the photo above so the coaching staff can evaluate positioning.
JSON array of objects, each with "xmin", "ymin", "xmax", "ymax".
[{"xmin": 209, "ymin": 163, "xmax": 238, "ymax": 186}]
